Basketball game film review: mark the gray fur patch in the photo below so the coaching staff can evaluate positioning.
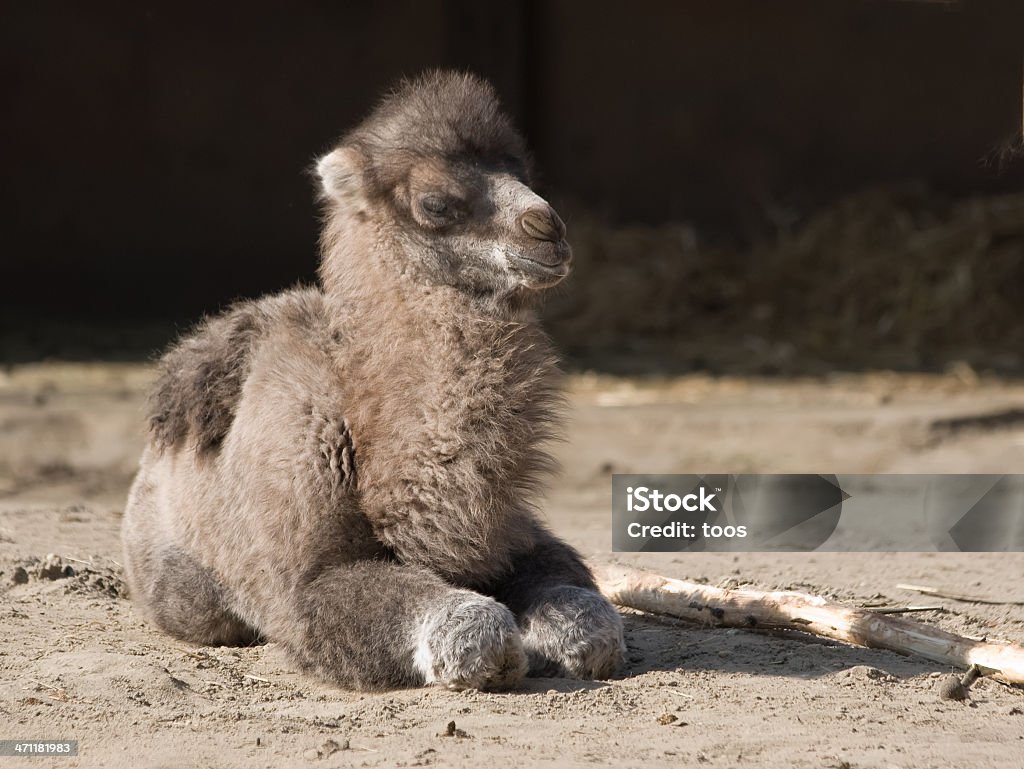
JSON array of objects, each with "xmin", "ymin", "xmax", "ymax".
[
  {"xmin": 519, "ymin": 586, "xmax": 625, "ymax": 679},
  {"xmin": 147, "ymin": 548, "xmax": 259, "ymax": 646},
  {"xmin": 413, "ymin": 592, "xmax": 527, "ymax": 691}
]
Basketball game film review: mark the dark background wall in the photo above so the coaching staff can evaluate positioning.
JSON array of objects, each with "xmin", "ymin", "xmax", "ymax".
[
  {"xmin": 533, "ymin": 0, "xmax": 1024, "ymax": 225},
  {"xmin": 2, "ymin": 0, "xmax": 1022, "ymax": 337}
]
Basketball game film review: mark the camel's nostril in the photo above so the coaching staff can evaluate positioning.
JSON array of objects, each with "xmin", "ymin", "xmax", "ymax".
[{"xmin": 519, "ymin": 207, "xmax": 566, "ymax": 243}]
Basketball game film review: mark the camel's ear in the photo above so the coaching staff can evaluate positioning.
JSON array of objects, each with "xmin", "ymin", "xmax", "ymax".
[{"xmin": 316, "ymin": 146, "xmax": 365, "ymax": 203}]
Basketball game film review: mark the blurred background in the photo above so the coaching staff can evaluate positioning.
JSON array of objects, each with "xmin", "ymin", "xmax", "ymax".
[{"xmin": 3, "ymin": 0, "xmax": 1023, "ymax": 374}]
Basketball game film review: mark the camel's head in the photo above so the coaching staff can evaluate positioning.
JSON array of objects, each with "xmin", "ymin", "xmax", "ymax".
[{"xmin": 316, "ymin": 71, "xmax": 571, "ymax": 298}]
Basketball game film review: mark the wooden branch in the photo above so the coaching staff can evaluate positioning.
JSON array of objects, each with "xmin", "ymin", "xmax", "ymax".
[
  {"xmin": 896, "ymin": 582, "xmax": 1024, "ymax": 607},
  {"xmin": 593, "ymin": 564, "xmax": 1024, "ymax": 686}
]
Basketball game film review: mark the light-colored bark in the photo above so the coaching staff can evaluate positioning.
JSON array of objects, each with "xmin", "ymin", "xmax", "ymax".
[{"xmin": 594, "ymin": 564, "xmax": 1024, "ymax": 686}]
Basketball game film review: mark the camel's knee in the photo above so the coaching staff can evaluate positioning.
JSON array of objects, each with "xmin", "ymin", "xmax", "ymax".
[
  {"xmin": 139, "ymin": 546, "xmax": 258, "ymax": 646},
  {"xmin": 281, "ymin": 564, "xmax": 525, "ymax": 691}
]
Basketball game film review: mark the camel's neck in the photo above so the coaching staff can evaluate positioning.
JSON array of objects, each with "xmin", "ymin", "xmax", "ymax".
[
  {"xmin": 318, "ymin": 224, "xmax": 561, "ymax": 431},
  {"xmin": 319, "ymin": 217, "xmax": 555, "ymax": 389}
]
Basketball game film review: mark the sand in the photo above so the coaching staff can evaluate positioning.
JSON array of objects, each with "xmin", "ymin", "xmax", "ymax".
[{"xmin": 2, "ymin": 364, "xmax": 1023, "ymax": 768}]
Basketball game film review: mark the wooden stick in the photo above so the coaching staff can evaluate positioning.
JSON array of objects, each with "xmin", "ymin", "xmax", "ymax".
[
  {"xmin": 593, "ymin": 564, "xmax": 1024, "ymax": 686},
  {"xmin": 865, "ymin": 606, "xmax": 943, "ymax": 615},
  {"xmin": 896, "ymin": 583, "xmax": 1024, "ymax": 607}
]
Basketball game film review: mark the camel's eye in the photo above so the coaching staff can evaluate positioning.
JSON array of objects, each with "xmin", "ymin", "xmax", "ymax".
[
  {"xmin": 417, "ymin": 193, "xmax": 461, "ymax": 226},
  {"xmin": 420, "ymin": 195, "xmax": 448, "ymax": 216}
]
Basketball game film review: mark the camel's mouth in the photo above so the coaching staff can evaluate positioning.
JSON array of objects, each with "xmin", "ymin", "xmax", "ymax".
[
  {"xmin": 516, "ymin": 240, "xmax": 572, "ymax": 271},
  {"xmin": 512, "ymin": 243, "xmax": 572, "ymax": 287}
]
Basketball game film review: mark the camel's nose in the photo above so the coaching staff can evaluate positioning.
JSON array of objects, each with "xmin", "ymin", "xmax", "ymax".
[{"xmin": 518, "ymin": 206, "xmax": 566, "ymax": 243}]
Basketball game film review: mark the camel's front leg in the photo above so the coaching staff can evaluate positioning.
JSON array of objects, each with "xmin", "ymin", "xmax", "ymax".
[
  {"xmin": 277, "ymin": 561, "xmax": 527, "ymax": 691},
  {"xmin": 490, "ymin": 529, "xmax": 625, "ymax": 679}
]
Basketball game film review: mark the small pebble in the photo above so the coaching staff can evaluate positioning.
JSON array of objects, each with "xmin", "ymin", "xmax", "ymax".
[
  {"xmin": 439, "ymin": 720, "xmax": 470, "ymax": 738},
  {"xmin": 320, "ymin": 739, "xmax": 344, "ymax": 757}
]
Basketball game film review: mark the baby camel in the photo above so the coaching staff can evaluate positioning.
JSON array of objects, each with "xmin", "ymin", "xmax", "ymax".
[{"xmin": 122, "ymin": 71, "xmax": 625, "ymax": 690}]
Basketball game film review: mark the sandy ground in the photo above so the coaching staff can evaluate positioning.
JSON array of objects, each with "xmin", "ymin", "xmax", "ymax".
[{"xmin": 2, "ymin": 363, "xmax": 1023, "ymax": 768}]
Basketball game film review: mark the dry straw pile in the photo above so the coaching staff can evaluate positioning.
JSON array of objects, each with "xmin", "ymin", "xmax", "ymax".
[{"xmin": 547, "ymin": 185, "xmax": 1024, "ymax": 374}]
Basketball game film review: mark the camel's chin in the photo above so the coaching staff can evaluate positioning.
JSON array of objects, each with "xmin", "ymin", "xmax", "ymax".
[{"xmin": 511, "ymin": 257, "xmax": 572, "ymax": 290}]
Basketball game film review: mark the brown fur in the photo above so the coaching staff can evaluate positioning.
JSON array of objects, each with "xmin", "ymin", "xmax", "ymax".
[{"xmin": 122, "ymin": 70, "xmax": 624, "ymax": 690}]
